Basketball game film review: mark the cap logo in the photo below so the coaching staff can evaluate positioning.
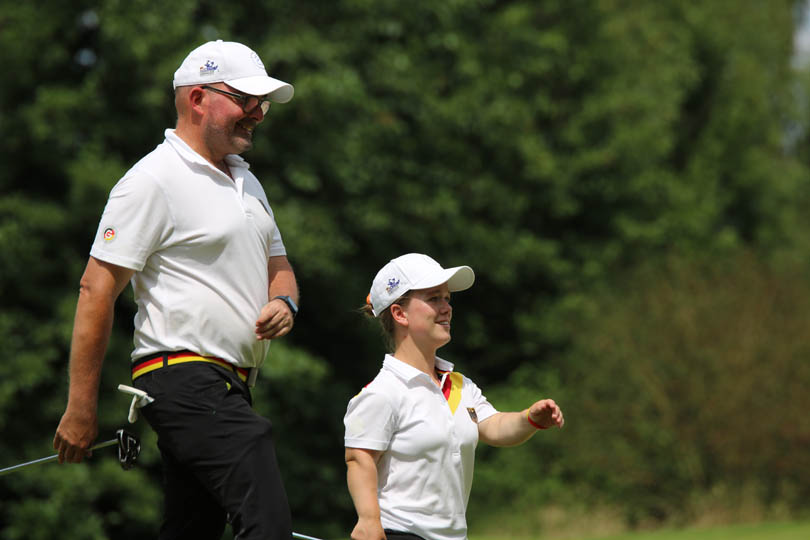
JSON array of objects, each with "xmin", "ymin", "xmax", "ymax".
[
  {"xmin": 385, "ymin": 278, "xmax": 400, "ymax": 294},
  {"xmin": 200, "ymin": 60, "xmax": 218, "ymax": 76},
  {"xmin": 250, "ymin": 51, "xmax": 265, "ymax": 70},
  {"xmin": 103, "ymin": 227, "xmax": 116, "ymax": 242}
]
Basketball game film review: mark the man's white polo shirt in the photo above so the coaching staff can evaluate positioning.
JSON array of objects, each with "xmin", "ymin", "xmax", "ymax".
[
  {"xmin": 90, "ymin": 129, "xmax": 286, "ymax": 368},
  {"xmin": 344, "ymin": 354, "xmax": 498, "ymax": 540}
]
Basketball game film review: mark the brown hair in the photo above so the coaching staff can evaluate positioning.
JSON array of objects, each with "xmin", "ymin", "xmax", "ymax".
[{"xmin": 362, "ymin": 292, "xmax": 413, "ymax": 352}]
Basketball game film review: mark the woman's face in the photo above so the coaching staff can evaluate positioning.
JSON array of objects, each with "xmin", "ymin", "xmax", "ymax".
[{"xmin": 401, "ymin": 282, "xmax": 453, "ymax": 347}]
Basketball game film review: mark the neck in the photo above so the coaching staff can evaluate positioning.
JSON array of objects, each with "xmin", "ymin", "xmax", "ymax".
[
  {"xmin": 174, "ymin": 125, "xmax": 231, "ymax": 178},
  {"xmin": 393, "ymin": 338, "xmax": 441, "ymax": 384}
]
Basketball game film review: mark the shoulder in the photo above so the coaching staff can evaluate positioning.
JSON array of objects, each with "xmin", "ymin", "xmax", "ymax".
[
  {"xmin": 113, "ymin": 142, "xmax": 176, "ymax": 190},
  {"xmin": 109, "ymin": 165, "xmax": 167, "ymax": 206},
  {"xmin": 458, "ymin": 372, "xmax": 488, "ymax": 398},
  {"xmin": 347, "ymin": 368, "xmax": 409, "ymax": 416},
  {"xmin": 352, "ymin": 370, "xmax": 402, "ymax": 402},
  {"xmin": 132, "ymin": 138, "xmax": 178, "ymax": 171}
]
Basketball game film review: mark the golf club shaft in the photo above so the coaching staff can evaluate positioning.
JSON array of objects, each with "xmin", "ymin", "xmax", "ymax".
[
  {"xmin": 4, "ymin": 441, "xmax": 321, "ymax": 540},
  {"xmin": 0, "ymin": 438, "xmax": 117, "ymax": 476},
  {"xmin": 292, "ymin": 533, "xmax": 323, "ymax": 540}
]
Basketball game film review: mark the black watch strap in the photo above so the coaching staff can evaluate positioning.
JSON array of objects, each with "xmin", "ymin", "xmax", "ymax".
[{"xmin": 273, "ymin": 295, "xmax": 298, "ymax": 317}]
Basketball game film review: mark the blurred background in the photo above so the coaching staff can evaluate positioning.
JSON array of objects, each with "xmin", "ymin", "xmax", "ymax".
[{"xmin": 1, "ymin": 1, "xmax": 809, "ymax": 539}]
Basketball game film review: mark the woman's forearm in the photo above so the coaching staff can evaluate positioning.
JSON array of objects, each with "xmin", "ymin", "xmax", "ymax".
[{"xmin": 345, "ymin": 447, "xmax": 386, "ymax": 540}]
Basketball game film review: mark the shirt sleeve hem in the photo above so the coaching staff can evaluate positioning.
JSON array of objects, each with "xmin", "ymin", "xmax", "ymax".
[
  {"xmin": 476, "ymin": 407, "xmax": 499, "ymax": 424},
  {"xmin": 344, "ymin": 438, "xmax": 389, "ymax": 451},
  {"xmin": 89, "ymin": 249, "xmax": 145, "ymax": 271}
]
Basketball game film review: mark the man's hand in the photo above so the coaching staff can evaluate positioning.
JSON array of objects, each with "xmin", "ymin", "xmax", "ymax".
[
  {"xmin": 254, "ymin": 298, "xmax": 294, "ymax": 340},
  {"xmin": 53, "ymin": 407, "xmax": 98, "ymax": 463}
]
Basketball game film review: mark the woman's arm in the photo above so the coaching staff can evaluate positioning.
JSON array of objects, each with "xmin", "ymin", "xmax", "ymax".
[
  {"xmin": 345, "ymin": 447, "xmax": 386, "ymax": 540},
  {"xmin": 478, "ymin": 398, "xmax": 564, "ymax": 447}
]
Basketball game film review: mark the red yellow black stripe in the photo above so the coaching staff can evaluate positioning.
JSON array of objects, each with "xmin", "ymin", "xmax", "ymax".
[{"xmin": 132, "ymin": 351, "xmax": 248, "ymax": 382}]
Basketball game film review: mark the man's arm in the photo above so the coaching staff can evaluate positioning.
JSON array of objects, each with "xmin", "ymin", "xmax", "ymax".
[
  {"xmin": 478, "ymin": 399, "xmax": 564, "ymax": 447},
  {"xmin": 255, "ymin": 255, "xmax": 299, "ymax": 340},
  {"xmin": 53, "ymin": 257, "xmax": 134, "ymax": 463},
  {"xmin": 345, "ymin": 447, "xmax": 386, "ymax": 540}
]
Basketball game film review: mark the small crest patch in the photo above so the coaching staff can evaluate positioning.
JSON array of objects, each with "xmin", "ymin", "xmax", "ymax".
[
  {"xmin": 103, "ymin": 227, "xmax": 116, "ymax": 242},
  {"xmin": 385, "ymin": 278, "xmax": 400, "ymax": 294},
  {"xmin": 467, "ymin": 407, "xmax": 478, "ymax": 423},
  {"xmin": 200, "ymin": 60, "xmax": 218, "ymax": 76}
]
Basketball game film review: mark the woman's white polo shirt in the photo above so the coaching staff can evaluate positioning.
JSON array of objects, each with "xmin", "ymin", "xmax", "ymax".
[{"xmin": 344, "ymin": 354, "xmax": 498, "ymax": 540}]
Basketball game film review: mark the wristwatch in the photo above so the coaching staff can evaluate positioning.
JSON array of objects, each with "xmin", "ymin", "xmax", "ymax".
[{"xmin": 274, "ymin": 295, "xmax": 299, "ymax": 318}]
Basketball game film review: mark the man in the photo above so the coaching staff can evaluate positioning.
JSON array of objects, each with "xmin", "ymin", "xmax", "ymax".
[{"xmin": 53, "ymin": 40, "xmax": 299, "ymax": 540}]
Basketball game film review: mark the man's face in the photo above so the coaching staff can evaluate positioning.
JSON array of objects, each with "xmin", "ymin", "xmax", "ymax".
[{"xmin": 201, "ymin": 83, "xmax": 267, "ymax": 158}]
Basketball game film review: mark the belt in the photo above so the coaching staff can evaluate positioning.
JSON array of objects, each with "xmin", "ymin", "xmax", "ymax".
[{"xmin": 132, "ymin": 351, "xmax": 249, "ymax": 383}]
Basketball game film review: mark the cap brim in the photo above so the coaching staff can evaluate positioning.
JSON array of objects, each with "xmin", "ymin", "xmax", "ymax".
[
  {"xmin": 412, "ymin": 266, "xmax": 475, "ymax": 293},
  {"xmin": 227, "ymin": 75, "xmax": 294, "ymax": 103}
]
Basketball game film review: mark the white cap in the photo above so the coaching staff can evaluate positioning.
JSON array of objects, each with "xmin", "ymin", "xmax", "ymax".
[
  {"xmin": 368, "ymin": 253, "xmax": 475, "ymax": 317},
  {"xmin": 172, "ymin": 40, "xmax": 294, "ymax": 103}
]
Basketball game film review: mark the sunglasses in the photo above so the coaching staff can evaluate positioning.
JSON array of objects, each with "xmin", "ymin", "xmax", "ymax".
[{"xmin": 202, "ymin": 85, "xmax": 271, "ymax": 114}]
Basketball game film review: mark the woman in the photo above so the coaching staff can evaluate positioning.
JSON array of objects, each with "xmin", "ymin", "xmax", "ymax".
[{"xmin": 344, "ymin": 253, "xmax": 564, "ymax": 540}]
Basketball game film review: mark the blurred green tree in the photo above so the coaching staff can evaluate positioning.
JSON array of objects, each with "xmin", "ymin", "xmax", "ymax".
[
  {"xmin": 470, "ymin": 251, "xmax": 810, "ymax": 534},
  {"xmin": 1, "ymin": 0, "xmax": 809, "ymax": 538}
]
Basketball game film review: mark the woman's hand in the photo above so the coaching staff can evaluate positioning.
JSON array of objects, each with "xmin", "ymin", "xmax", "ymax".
[
  {"xmin": 528, "ymin": 398, "xmax": 564, "ymax": 429},
  {"xmin": 350, "ymin": 517, "xmax": 386, "ymax": 540}
]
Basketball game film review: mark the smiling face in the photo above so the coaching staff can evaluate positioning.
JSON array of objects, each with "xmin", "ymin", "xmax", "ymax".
[
  {"xmin": 398, "ymin": 282, "xmax": 453, "ymax": 349},
  {"xmin": 201, "ymin": 83, "xmax": 266, "ymax": 159}
]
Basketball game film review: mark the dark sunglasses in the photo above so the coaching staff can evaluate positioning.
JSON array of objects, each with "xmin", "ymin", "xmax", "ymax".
[{"xmin": 201, "ymin": 85, "xmax": 271, "ymax": 114}]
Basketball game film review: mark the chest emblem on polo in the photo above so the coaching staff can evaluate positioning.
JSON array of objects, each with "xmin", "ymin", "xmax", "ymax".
[{"xmin": 467, "ymin": 407, "xmax": 478, "ymax": 423}]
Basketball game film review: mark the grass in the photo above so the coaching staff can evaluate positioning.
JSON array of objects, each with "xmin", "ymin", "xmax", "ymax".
[{"xmin": 471, "ymin": 520, "xmax": 810, "ymax": 540}]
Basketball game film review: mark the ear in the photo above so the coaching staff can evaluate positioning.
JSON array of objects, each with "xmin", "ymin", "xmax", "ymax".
[
  {"xmin": 187, "ymin": 86, "xmax": 207, "ymax": 115},
  {"xmin": 390, "ymin": 303, "xmax": 409, "ymax": 327}
]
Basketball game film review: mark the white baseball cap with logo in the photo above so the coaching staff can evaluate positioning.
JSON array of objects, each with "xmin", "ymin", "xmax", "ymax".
[
  {"xmin": 173, "ymin": 39, "xmax": 294, "ymax": 103},
  {"xmin": 368, "ymin": 253, "xmax": 475, "ymax": 317}
]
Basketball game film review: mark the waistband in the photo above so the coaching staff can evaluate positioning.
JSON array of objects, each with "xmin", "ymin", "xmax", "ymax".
[{"xmin": 132, "ymin": 351, "xmax": 249, "ymax": 383}]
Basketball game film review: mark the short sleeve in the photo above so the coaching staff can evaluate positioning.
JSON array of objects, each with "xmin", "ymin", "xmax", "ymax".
[
  {"xmin": 344, "ymin": 384, "xmax": 397, "ymax": 451},
  {"xmin": 465, "ymin": 376, "xmax": 498, "ymax": 424},
  {"xmin": 89, "ymin": 172, "xmax": 171, "ymax": 271}
]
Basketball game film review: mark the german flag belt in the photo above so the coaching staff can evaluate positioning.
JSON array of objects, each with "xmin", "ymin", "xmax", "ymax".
[{"xmin": 131, "ymin": 351, "xmax": 249, "ymax": 382}]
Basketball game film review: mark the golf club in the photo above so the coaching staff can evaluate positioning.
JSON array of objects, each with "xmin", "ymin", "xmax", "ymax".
[
  {"xmin": 0, "ymin": 428, "xmax": 140, "ymax": 476},
  {"xmin": 2, "ymin": 430, "xmax": 322, "ymax": 539},
  {"xmin": 292, "ymin": 533, "xmax": 324, "ymax": 540}
]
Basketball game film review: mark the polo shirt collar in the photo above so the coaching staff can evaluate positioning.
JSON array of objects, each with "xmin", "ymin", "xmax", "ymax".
[
  {"xmin": 382, "ymin": 354, "xmax": 455, "ymax": 383},
  {"xmin": 164, "ymin": 129, "xmax": 251, "ymax": 172}
]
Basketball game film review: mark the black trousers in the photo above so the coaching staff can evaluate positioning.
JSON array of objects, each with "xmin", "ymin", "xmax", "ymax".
[{"xmin": 133, "ymin": 361, "xmax": 291, "ymax": 540}]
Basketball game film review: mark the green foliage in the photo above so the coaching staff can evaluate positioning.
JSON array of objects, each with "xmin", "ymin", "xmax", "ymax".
[
  {"xmin": 471, "ymin": 519, "xmax": 810, "ymax": 540},
  {"xmin": 2, "ymin": 0, "xmax": 810, "ymax": 538},
  {"xmin": 470, "ymin": 251, "xmax": 810, "ymax": 534},
  {"xmin": 2, "ymin": 460, "xmax": 160, "ymax": 540}
]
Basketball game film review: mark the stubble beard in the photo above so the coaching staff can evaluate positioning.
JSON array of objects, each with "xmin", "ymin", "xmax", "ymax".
[{"xmin": 204, "ymin": 120, "xmax": 253, "ymax": 157}]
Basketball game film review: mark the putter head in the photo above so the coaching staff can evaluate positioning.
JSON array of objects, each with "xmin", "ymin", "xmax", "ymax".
[{"xmin": 116, "ymin": 429, "xmax": 140, "ymax": 470}]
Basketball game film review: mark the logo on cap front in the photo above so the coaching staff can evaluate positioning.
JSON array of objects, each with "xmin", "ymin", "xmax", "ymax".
[
  {"xmin": 250, "ymin": 51, "xmax": 265, "ymax": 70},
  {"xmin": 200, "ymin": 60, "xmax": 218, "ymax": 76},
  {"xmin": 385, "ymin": 278, "xmax": 400, "ymax": 294}
]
